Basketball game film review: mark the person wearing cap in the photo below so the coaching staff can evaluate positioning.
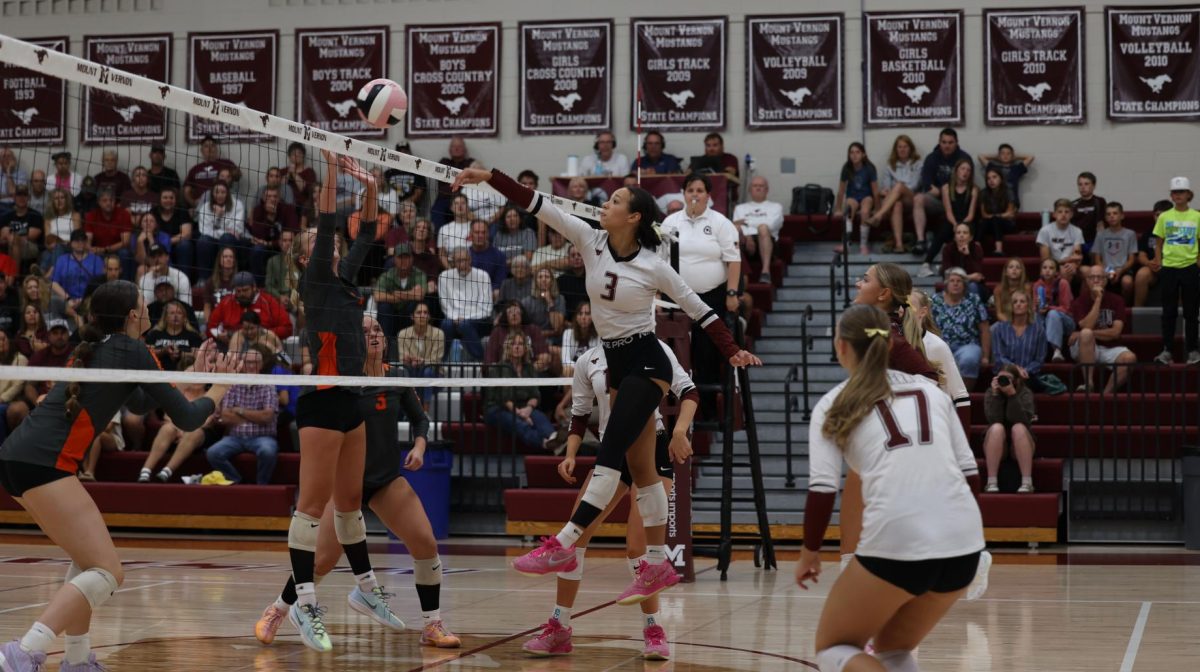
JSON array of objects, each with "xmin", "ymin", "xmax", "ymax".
[
  {"xmin": 205, "ymin": 344, "xmax": 280, "ymax": 486},
  {"xmin": 24, "ymin": 318, "xmax": 73, "ymax": 400},
  {"xmin": 50, "ymin": 229, "xmax": 104, "ymax": 302},
  {"xmin": 147, "ymin": 143, "xmax": 181, "ymax": 194},
  {"xmin": 227, "ymin": 308, "xmax": 283, "ymax": 356},
  {"xmin": 933, "ymin": 266, "xmax": 992, "ymax": 389},
  {"xmin": 137, "ymin": 241, "xmax": 192, "ymax": 307},
  {"xmin": 146, "ymin": 278, "xmax": 200, "ymax": 332},
  {"xmin": 206, "ymin": 270, "xmax": 291, "ymax": 343},
  {"xmin": 92, "ymin": 150, "xmax": 131, "ymax": 201},
  {"xmin": 0, "ymin": 147, "xmax": 29, "ymax": 218},
  {"xmin": 48, "ymin": 151, "xmax": 83, "ymax": 198},
  {"xmin": 383, "ymin": 142, "xmax": 427, "ymax": 209},
  {"xmin": 374, "ymin": 242, "xmax": 427, "ymax": 348},
  {"xmin": 1152, "ymin": 176, "xmax": 1200, "ymax": 365},
  {"xmin": 184, "ymin": 136, "xmax": 241, "ymax": 207},
  {"xmin": 0, "ymin": 183, "xmax": 44, "ymax": 271}
]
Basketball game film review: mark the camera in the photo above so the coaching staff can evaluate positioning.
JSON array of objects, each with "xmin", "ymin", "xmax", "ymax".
[{"xmin": 997, "ymin": 374, "xmax": 1012, "ymax": 387}]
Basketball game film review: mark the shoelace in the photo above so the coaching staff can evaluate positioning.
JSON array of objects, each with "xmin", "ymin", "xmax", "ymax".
[
  {"xmin": 369, "ymin": 587, "xmax": 399, "ymax": 614},
  {"xmin": 265, "ymin": 607, "xmax": 286, "ymax": 628},
  {"xmin": 537, "ymin": 621, "xmax": 561, "ymax": 639},
  {"xmin": 302, "ymin": 604, "xmax": 329, "ymax": 637},
  {"xmin": 645, "ymin": 626, "xmax": 667, "ymax": 645}
]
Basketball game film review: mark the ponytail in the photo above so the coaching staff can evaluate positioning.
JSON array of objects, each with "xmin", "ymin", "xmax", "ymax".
[
  {"xmin": 64, "ymin": 279, "xmax": 141, "ymax": 422},
  {"xmin": 822, "ymin": 305, "xmax": 894, "ymax": 450},
  {"xmin": 873, "ymin": 262, "xmax": 934, "ymax": 365},
  {"xmin": 64, "ymin": 325, "xmax": 103, "ymax": 422},
  {"xmin": 625, "ymin": 187, "xmax": 664, "ymax": 251}
]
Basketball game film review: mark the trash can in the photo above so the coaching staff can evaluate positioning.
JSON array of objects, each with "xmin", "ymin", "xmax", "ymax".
[
  {"xmin": 1184, "ymin": 446, "xmax": 1200, "ymax": 550},
  {"xmin": 397, "ymin": 441, "xmax": 453, "ymax": 540}
]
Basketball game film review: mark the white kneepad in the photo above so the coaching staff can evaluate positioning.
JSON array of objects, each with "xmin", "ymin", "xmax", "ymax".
[
  {"xmin": 334, "ymin": 509, "xmax": 367, "ymax": 545},
  {"xmin": 413, "ymin": 556, "xmax": 443, "ymax": 585},
  {"xmin": 581, "ymin": 466, "xmax": 622, "ymax": 510},
  {"xmin": 69, "ymin": 567, "xmax": 118, "ymax": 610},
  {"xmin": 288, "ymin": 511, "xmax": 320, "ymax": 552},
  {"xmin": 636, "ymin": 482, "xmax": 668, "ymax": 527},
  {"xmin": 816, "ymin": 644, "xmax": 865, "ymax": 672}
]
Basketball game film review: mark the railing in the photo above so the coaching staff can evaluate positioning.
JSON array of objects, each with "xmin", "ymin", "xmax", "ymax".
[{"xmin": 783, "ymin": 304, "xmax": 815, "ymax": 488}]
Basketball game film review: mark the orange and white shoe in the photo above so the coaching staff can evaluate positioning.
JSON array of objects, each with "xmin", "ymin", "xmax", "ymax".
[
  {"xmin": 254, "ymin": 604, "xmax": 287, "ymax": 645},
  {"xmin": 420, "ymin": 620, "xmax": 462, "ymax": 648}
]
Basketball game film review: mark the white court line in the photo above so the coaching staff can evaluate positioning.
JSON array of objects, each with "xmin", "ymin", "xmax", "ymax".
[
  {"xmin": 1120, "ymin": 601, "xmax": 1152, "ymax": 672},
  {"xmin": 0, "ymin": 580, "xmax": 175, "ymax": 615}
]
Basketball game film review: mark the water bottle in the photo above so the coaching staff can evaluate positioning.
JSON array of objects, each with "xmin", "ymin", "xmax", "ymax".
[
  {"xmin": 1037, "ymin": 285, "xmax": 1047, "ymax": 309},
  {"xmin": 745, "ymin": 153, "xmax": 755, "ymax": 172},
  {"xmin": 1041, "ymin": 209, "xmax": 1051, "ymax": 227}
]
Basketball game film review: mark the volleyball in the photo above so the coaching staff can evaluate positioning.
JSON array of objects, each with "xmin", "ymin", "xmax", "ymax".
[{"xmin": 355, "ymin": 78, "xmax": 408, "ymax": 129}]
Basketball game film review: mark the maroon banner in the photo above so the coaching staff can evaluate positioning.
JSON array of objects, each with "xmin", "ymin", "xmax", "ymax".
[
  {"xmin": 518, "ymin": 20, "xmax": 612, "ymax": 135},
  {"xmin": 0, "ymin": 37, "xmax": 68, "ymax": 145},
  {"xmin": 1107, "ymin": 6, "xmax": 1200, "ymax": 122},
  {"xmin": 631, "ymin": 17, "xmax": 727, "ymax": 131},
  {"xmin": 187, "ymin": 30, "xmax": 279, "ymax": 142},
  {"xmin": 83, "ymin": 34, "xmax": 171, "ymax": 144},
  {"xmin": 985, "ymin": 8, "xmax": 1085, "ymax": 126},
  {"xmin": 746, "ymin": 14, "xmax": 844, "ymax": 129},
  {"xmin": 405, "ymin": 23, "xmax": 500, "ymax": 137},
  {"xmin": 864, "ymin": 11, "xmax": 963, "ymax": 127},
  {"xmin": 295, "ymin": 26, "xmax": 389, "ymax": 138}
]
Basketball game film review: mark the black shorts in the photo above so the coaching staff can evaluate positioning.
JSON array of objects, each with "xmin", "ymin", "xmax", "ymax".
[
  {"xmin": 297, "ymin": 387, "xmax": 365, "ymax": 433},
  {"xmin": 602, "ymin": 332, "xmax": 672, "ymax": 390},
  {"xmin": 856, "ymin": 551, "xmax": 982, "ymax": 596},
  {"xmin": 362, "ymin": 474, "xmax": 404, "ymax": 506},
  {"xmin": 617, "ymin": 430, "xmax": 674, "ymax": 485},
  {"xmin": 0, "ymin": 460, "xmax": 73, "ymax": 497}
]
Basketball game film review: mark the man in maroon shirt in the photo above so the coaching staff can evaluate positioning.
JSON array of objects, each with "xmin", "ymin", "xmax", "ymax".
[
  {"xmin": 184, "ymin": 136, "xmax": 241, "ymax": 207},
  {"xmin": 92, "ymin": 150, "xmax": 132, "ymax": 200},
  {"xmin": 84, "ymin": 189, "xmax": 132, "ymax": 279},
  {"xmin": 26, "ymin": 318, "xmax": 73, "ymax": 400},
  {"xmin": 1069, "ymin": 266, "xmax": 1136, "ymax": 393},
  {"xmin": 248, "ymin": 186, "xmax": 298, "ymax": 284}
]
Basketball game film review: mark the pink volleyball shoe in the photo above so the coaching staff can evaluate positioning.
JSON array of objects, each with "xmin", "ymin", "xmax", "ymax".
[
  {"xmin": 616, "ymin": 560, "xmax": 680, "ymax": 606},
  {"xmin": 512, "ymin": 537, "xmax": 578, "ymax": 577},
  {"xmin": 522, "ymin": 619, "xmax": 573, "ymax": 656},
  {"xmin": 642, "ymin": 624, "xmax": 670, "ymax": 660}
]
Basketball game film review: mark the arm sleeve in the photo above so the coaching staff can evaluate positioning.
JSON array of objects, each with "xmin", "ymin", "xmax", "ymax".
[
  {"xmin": 129, "ymin": 347, "xmax": 216, "ymax": 430},
  {"xmin": 342, "ymin": 217, "xmax": 377, "ymax": 283},
  {"xmin": 652, "ymin": 259, "xmax": 740, "ymax": 359},
  {"xmin": 568, "ymin": 413, "xmax": 591, "ymax": 438},
  {"xmin": 487, "ymin": 170, "xmax": 598, "ymax": 250},
  {"xmin": 399, "ymin": 388, "xmax": 431, "ymax": 440},
  {"xmin": 308, "ymin": 213, "xmax": 337, "ymax": 283},
  {"xmin": 570, "ymin": 362, "xmax": 596, "ymax": 419},
  {"xmin": 803, "ymin": 402, "xmax": 841, "ymax": 551}
]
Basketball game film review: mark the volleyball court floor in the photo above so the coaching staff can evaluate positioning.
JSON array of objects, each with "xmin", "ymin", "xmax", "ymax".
[{"xmin": 0, "ymin": 534, "xmax": 1196, "ymax": 671}]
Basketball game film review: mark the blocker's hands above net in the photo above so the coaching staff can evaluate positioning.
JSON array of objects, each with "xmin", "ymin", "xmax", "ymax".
[
  {"xmin": 450, "ymin": 167, "xmax": 493, "ymax": 191},
  {"xmin": 339, "ymin": 156, "xmax": 371, "ymax": 185}
]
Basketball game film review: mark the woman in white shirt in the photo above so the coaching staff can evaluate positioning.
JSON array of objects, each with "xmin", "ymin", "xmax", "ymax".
[
  {"xmin": 559, "ymin": 301, "xmax": 599, "ymax": 376},
  {"xmin": 870, "ymin": 134, "xmax": 923, "ymax": 253},
  {"xmin": 796, "ymin": 304, "xmax": 984, "ymax": 672},
  {"xmin": 194, "ymin": 180, "xmax": 247, "ymax": 275}
]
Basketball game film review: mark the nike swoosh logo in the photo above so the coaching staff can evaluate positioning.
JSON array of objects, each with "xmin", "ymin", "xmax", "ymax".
[
  {"xmin": 431, "ymin": 564, "xmax": 441, "ymax": 571},
  {"xmin": 547, "ymin": 556, "xmax": 573, "ymax": 568},
  {"xmin": 309, "ymin": 523, "xmax": 319, "ymax": 528},
  {"xmin": 644, "ymin": 366, "xmax": 654, "ymax": 371}
]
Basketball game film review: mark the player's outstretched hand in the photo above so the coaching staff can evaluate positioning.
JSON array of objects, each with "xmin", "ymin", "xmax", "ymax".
[
  {"xmin": 795, "ymin": 548, "xmax": 822, "ymax": 590},
  {"xmin": 557, "ymin": 456, "xmax": 577, "ymax": 484},
  {"xmin": 729, "ymin": 350, "xmax": 762, "ymax": 368},
  {"xmin": 209, "ymin": 350, "xmax": 241, "ymax": 375},
  {"xmin": 339, "ymin": 156, "xmax": 371, "ymax": 184},
  {"xmin": 450, "ymin": 167, "xmax": 493, "ymax": 191},
  {"xmin": 193, "ymin": 339, "xmax": 218, "ymax": 373}
]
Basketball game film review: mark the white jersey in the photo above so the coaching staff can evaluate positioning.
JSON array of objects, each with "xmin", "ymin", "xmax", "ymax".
[
  {"xmin": 923, "ymin": 331, "xmax": 970, "ymax": 408},
  {"xmin": 571, "ymin": 343, "xmax": 695, "ymax": 438},
  {"xmin": 809, "ymin": 370, "xmax": 984, "ymax": 561},
  {"xmin": 521, "ymin": 190, "xmax": 718, "ymax": 339}
]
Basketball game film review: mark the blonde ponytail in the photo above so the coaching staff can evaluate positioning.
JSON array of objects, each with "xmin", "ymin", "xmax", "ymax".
[{"xmin": 822, "ymin": 305, "xmax": 894, "ymax": 450}]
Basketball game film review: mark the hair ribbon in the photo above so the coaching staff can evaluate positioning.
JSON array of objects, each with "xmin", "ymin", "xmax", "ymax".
[{"xmin": 864, "ymin": 327, "xmax": 890, "ymax": 339}]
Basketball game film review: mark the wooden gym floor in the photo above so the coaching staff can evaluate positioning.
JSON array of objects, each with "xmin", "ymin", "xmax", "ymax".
[{"xmin": 0, "ymin": 534, "xmax": 1196, "ymax": 670}]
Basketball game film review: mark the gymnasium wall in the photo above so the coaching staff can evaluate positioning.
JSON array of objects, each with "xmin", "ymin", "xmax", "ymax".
[{"xmin": 4, "ymin": 0, "xmax": 1197, "ymax": 213}]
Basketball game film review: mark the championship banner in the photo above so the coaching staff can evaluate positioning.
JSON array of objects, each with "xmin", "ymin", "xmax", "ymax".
[
  {"xmin": 187, "ymin": 30, "xmax": 279, "ymax": 142},
  {"xmin": 518, "ymin": 20, "xmax": 612, "ymax": 135},
  {"xmin": 746, "ymin": 14, "xmax": 844, "ymax": 129},
  {"xmin": 864, "ymin": 11, "xmax": 963, "ymax": 127},
  {"xmin": 1106, "ymin": 5, "xmax": 1200, "ymax": 122},
  {"xmin": 295, "ymin": 26, "xmax": 389, "ymax": 139},
  {"xmin": 985, "ymin": 8, "xmax": 1085, "ymax": 126},
  {"xmin": 0, "ymin": 36, "xmax": 68, "ymax": 145},
  {"xmin": 83, "ymin": 34, "xmax": 171, "ymax": 143},
  {"xmin": 405, "ymin": 23, "xmax": 500, "ymax": 137},
  {"xmin": 631, "ymin": 16, "xmax": 727, "ymax": 131}
]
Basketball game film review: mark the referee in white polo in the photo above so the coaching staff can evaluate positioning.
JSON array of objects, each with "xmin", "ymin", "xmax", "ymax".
[{"xmin": 660, "ymin": 173, "xmax": 742, "ymax": 419}]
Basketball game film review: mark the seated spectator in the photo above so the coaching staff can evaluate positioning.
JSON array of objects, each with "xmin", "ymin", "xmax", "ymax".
[
  {"xmin": 79, "ymin": 255, "xmax": 124, "ymax": 329},
  {"xmin": 565, "ymin": 176, "xmax": 603, "ymax": 208},
  {"xmin": 1070, "ymin": 266, "xmax": 1136, "ymax": 393},
  {"xmin": 205, "ymin": 344, "xmax": 279, "ymax": 485},
  {"xmin": 437, "ymin": 247, "xmax": 493, "ymax": 361},
  {"xmin": 978, "ymin": 166, "xmax": 1016, "ymax": 256},
  {"xmin": 409, "ymin": 219, "xmax": 441, "ymax": 286},
  {"xmin": 383, "ymin": 142, "xmax": 426, "ymax": 210},
  {"xmin": 284, "ymin": 142, "xmax": 317, "ymax": 215},
  {"xmin": 920, "ymin": 158, "xmax": 977, "ymax": 278},
  {"xmin": 932, "ymin": 267, "xmax": 991, "ymax": 389},
  {"xmin": 733, "ymin": 176, "xmax": 784, "ymax": 283},
  {"xmin": 580, "ymin": 131, "xmax": 629, "ymax": 177},
  {"xmin": 77, "ymin": 411, "xmax": 123, "ymax": 482},
  {"xmin": 51, "ymin": 230, "xmax": 104, "ymax": 302},
  {"xmin": 1152, "ymin": 178, "xmax": 1200, "ymax": 365},
  {"xmin": 1033, "ymin": 257, "xmax": 1076, "ymax": 362},
  {"xmin": 0, "ymin": 271, "xmax": 18, "ymax": 336},
  {"xmin": 147, "ymin": 279, "xmax": 200, "ymax": 333},
  {"xmin": 152, "ymin": 187, "xmax": 195, "ymax": 279},
  {"xmin": 983, "ymin": 363, "xmax": 1037, "ymax": 494},
  {"xmin": 21, "ymin": 270, "xmax": 68, "ymax": 324},
  {"xmin": 256, "ymin": 166, "xmax": 298, "ymax": 206},
  {"xmin": 264, "ymin": 229, "xmax": 298, "ymax": 313},
  {"xmin": 521, "ymin": 267, "xmax": 565, "ymax": 342},
  {"xmin": 0, "ymin": 329, "xmax": 30, "ymax": 435},
  {"xmin": 990, "ymin": 290, "xmax": 1046, "ymax": 383},
  {"xmin": 694, "ymin": 132, "xmax": 740, "ymax": 183},
  {"xmin": 74, "ymin": 174, "xmax": 98, "ymax": 216},
  {"xmin": 1072, "ymin": 171, "xmax": 1107, "ymax": 250},
  {"xmin": 499, "ymin": 255, "xmax": 534, "ymax": 306},
  {"xmin": 1135, "ymin": 199, "xmax": 1173, "ymax": 307},
  {"xmin": 375, "ymin": 243, "xmax": 427, "ymax": 345},
  {"xmin": 469, "ymin": 219, "xmax": 507, "ymax": 300},
  {"xmin": 556, "ymin": 246, "xmax": 587, "ymax": 319},
  {"xmin": 0, "ymin": 248, "xmax": 14, "ymax": 280},
  {"xmin": 494, "ymin": 206, "xmax": 537, "ymax": 264},
  {"xmin": 132, "ymin": 213, "xmax": 171, "ymax": 279},
  {"xmin": 248, "ymin": 185, "xmax": 299, "ymax": 284},
  {"xmin": 43, "ymin": 188, "xmax": 81, "ymax": 255},
  {"xmin": 482, "ymin": 332, "xmax": 557, "ymax": 451},
  {"xmin": 397, "ymin": 301, "xmax": 443, "ymax": 404},
  {"xmin": 938, "ymin": 222, "xmax": 986, "ymax": 300},
  {"xmin": 532, "ymin": 228, "xmax": 570, "ymax": 278},
  {"xmin": 146, "ymin": 143, "xmax": 181, "ymax": 195},
  {"xmin": 26, "ymin": 318, "xmax": 72, "ymax": 400},
  {"xmin": 137, "ymin": 243, "xmax": 191, "ymax": 306},
  {"xmin": 198, "ymin": 245, "xmax": 239, "ymax": 319},
  {"xmin": 431, "ymin": 135, "xmax": 474, "ymax": 227},
  {"xmin": 26, "ymin": 170, "xmax": 48, "ymax": 215},
  {"xmin": 630, "ymin": 131, "xmax": 682, "ymax": 175},
  {"xmin": 486, "ymin": 300, "xmax": 552, "ymax": 371},
  {"xmin": 559, "ymin": 300, "xmax": 598, "ymax": 377},
  {"xmin": 48, "ymin": 151, "xmax": 83, "ymax": 198},
  {"xmin": 913, "ymin": 128, "xmax": 971, "ymax": 257},
  {"xmin": 93, "ymin": 150, "xmax": 132, "ymax": 199},
  {"xmin": 384, "ymin": 201, "xmax": 415, "ymax": 256},
  {"xmin": 195, "ymin": 180, "xmax": 247, "ymax": 274},
  {"xmin": 1092, "ymin": 202, "xmax": 1138, "ymax": 305},
  {"xmin": 83, "ymin": 188, "xmax": 131, "ymax": 276},
  {"xmin": 184, "ymin": 135, "xmax": 240, "ymax": 207},
  {"xmin": 871, "ymin": 135, "xmax": 922, "ymax": 253},
  {"xmin": 0, "ymin": 147, "xmax": 29, "ymax": 217},
  {"xmin": 835, "ymin": 142, "xmax": 879, "ymax": 256},
  {"xmin": 0, "ymin": 184, "xmax": 43, "ymax": 271},
  {"xmin": 139, "ymin": 355, "xmax": 208, "ymax": 482},
  {"xmin": 1036, "ymin": 198, "xmax": 1084, "ymax": 285},
  {"xmin": 992, "ymin": 257, "xmax": 1031, "ymax": 322},
  {"xmin": 436, "ymin": 194, "xmax": 474, "ymax": 268},
  {"xmin": 121, "ymin": 166, "xmax": 156, "ymax": 217},
  {"xmin": 144, "ymin": 298, "xmax": 204, "ymax": 370},
  {"xmin": 978, "ymin": 143, "xmax": 1034, "ymax": 211},
  {"xmin": 207, "ymin": 271, "xmax": 291, "ymax": 344},
  {"xmin": 227, "ymin": 309, "xmax": 283, "ymax": 356}
]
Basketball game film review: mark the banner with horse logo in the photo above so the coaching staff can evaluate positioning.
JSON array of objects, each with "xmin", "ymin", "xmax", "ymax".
[
  {"xmin": 519, "ymin": 20, "xmax": 611, "ymax": 135},
  {"xmin": 295, "ymin": 26, "xmax": 389, "ymax": 139},
  {"xmin": 864, "ymin": 11, "xmax": 963, "ymax": 127},
  {"xmin": 1106, "ymin": 5, "xmax": 1200, "ymax": 122},
  {"xmin": 631, "ymin": 17, "xmax": 727, "ymax": 131},
  {"xmin": 985, "ymin": 8, "xmax": 1085, "ymax": 126}
]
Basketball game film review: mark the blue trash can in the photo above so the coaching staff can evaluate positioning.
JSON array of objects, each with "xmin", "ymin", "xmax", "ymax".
[{"xmin": 397, "ymin": 442, "xmax": 453, "ymax": 540}]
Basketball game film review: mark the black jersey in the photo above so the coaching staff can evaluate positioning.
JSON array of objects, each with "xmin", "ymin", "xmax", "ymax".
[
  {"xmin": 358, "ymin": 366, "xmax": 429, "ymax": 487},
  {"xmin": 0, "ymin": 333, "xmax": 216, "ymax": 472},
  {"xmin": 301, "ymin": 212, "xmax": 376, "ymax": 395}
]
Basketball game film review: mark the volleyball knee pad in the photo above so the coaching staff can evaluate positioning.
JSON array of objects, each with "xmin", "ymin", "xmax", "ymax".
[
  {"xmin": 69, "ymin": 567, "xmax": 118, "ymax": 610},
  {"xmin": 288, "ymin": 511, "xmax": 321, "ymax": 552},
  {"xmin": 64, "ymin": 561, "xmax": 82, "ymax": 583},
  {"xmin": 816, "ymin": 645, "xmax": 864, "ymax": 672},
  {"xmin": 581, "ymin": 466, "xmax": 622, "ymax": 510},
  {"xmin": 877, "ymin": 650, "xmax": 919, "ymax": 672},
  {"xmin": 413, "ymin": 556, "xmax": 443, "ymax": 585},
  {"xmin": 557, "ymin": 548, "xmax": 586, "ymax": 581},
  {"xmin": 636, "ymin": 482, "xmax": 669, "ymax": 527},
  {"xmin": 333, "ymin": 509, "xmax": 367, "ymax": 545}
]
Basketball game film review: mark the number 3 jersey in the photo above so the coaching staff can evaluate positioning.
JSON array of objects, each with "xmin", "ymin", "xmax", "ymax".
[{"xmin": 809, "ymin": 370, "xmax": 984, "ymax": 561}]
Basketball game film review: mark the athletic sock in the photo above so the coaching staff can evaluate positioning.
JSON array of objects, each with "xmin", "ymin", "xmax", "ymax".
[
  {"xmin": 278, "ymin": 574, "xmax": 297, "ymax": 608},
  {"xmin": 157, "ymin": 467, "xmax": 172, "ymax": 481},
  {"xmin": 341, "ymin": 540, "xmax": 374, "ymax": 584},
  {"xmin": 289, "ymin": 546, "xmax": 316, "ymax": 586},
  {"xmin": 987, "ymin": 477, "xmax": 999, "ymax": 488},
  {"xmin": 415, "ymin": 583, "xmax": 440, "ymax": 615},
  {"xmin": 555, "ymin": 522, "xmax": 584, "ymax": 549},
  {"xmin": 138, "ymin": 468, "xmax": 151, "ymax": 479},
  {"xmin": 421, "ymin": 608, "xmax": 441, "ymax": 625},
  {"xmin": 629, "ymin": 554, "xmax": 647, "ymax": 577},
  {"xmin": 645, "ymin": 545, "xmax": 666, "ymax": 564},
  {"xmin": 354, "ymin": 569, "xmax": 379, "ymax": 594},
  {"xmin": 63, "ymin": 633, "xmax": 90, "ymax": 665},
  {"xmin": 19, "ymin": 621, "xmax": 54, "ymax": 654},
  {"xmin": 1021, "ymin": 477, "xmax": 1033, "ymax": 488},
  {"xmin": 551, "ymin": 604, "xmax": 572, "ymax": 628},
  {"xmin": 295, "ymin": 581, "xmax": 316, "ymax": 608},
  {"xmin": 643, "ymin": 612, "xmax": 660, "ymax": 629},
  {"xmin": 840, "ymin": 553, "xmax": 854, "ymax": 571}
]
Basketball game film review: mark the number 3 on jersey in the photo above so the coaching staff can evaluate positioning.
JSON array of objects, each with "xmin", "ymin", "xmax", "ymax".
[
  {"xmin": 874, "ymin": 390, "xmax": 932, "ymax": 450},
  {"xmin": 600, "ymin": 271, "xmax": 619, "ymax": 301}
]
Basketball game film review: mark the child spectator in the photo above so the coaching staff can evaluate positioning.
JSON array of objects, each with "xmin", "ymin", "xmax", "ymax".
[
  {"xmin": 834, "ymin": 142, "xmax": 878, "ymax": 256},
  {"xmin": 978, "ymin": 143, "xmax": 1034, "ymax": 210},
  {"xmin": 1135, "ymin": 199, "xmax": 1173, "ymax": 307},
  {"xmin": 992, "ymin": 257, "xmax": 1031, "ymax": 323},
  {"xmin": 1032, "ymin": 258, "xmax": 1075, "ymax": 362},
  {"xmin": 1092, "ymin": 202, "xmax": 1138, "ymax": 305},
  {"xmin": 1036, "ymin": 199, "xmax": 1084, "ymax": 285},
  {"xmin": 978, "ymin": 166, "xmax": 1016, "ymax": 256},
  {"xmin": 938, "ymin": 222, "xmax": 986, "ymax": 300},
  {"xmin": 1151, "ymin": 177, "xmax": 1200, "ymax": 365},
  {"xmin": 1072, "ymin": 171, "xmax": 1107, "ymax": 249},
  {"xmin": 920, "ymin": 158, "xmax": 977, "ymax": 278}
]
